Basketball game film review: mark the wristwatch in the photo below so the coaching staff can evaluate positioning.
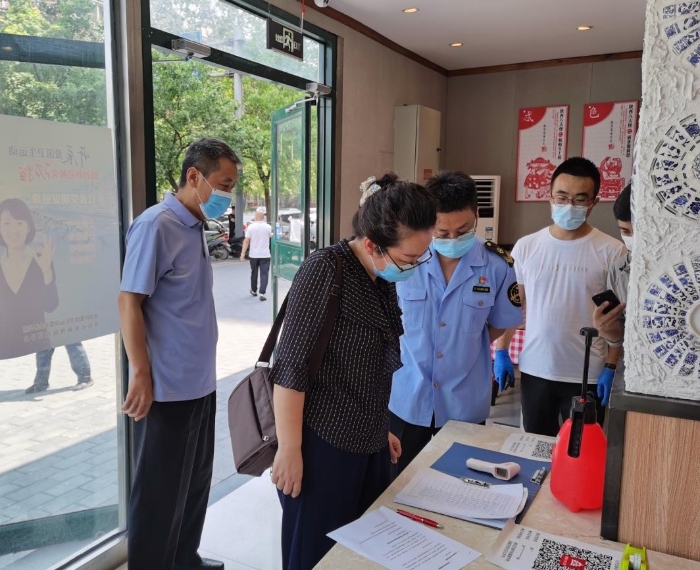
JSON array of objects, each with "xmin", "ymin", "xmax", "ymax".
[{"xmin": 604, "ymin": 362, "xmax": 617, "ymax": 371}]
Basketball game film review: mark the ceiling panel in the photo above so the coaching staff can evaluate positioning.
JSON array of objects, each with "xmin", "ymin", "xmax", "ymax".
[{"xmin": 325, "ymin": 0, "xmax": 645, "ymax": 70}]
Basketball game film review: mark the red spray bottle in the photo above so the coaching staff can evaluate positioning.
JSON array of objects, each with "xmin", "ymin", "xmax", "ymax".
[{"xmin": 550, "ymin": 327, "xmax": 607, "ymax": 512}]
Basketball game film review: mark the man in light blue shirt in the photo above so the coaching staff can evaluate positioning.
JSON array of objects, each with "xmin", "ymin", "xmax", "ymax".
[
  {"xmin": 119, "ymin": 139, "xmax": 240, "ymax": 570},
  {"xmin": 389, "ymin": 171, "xmax": 523, "ymax": 476}
]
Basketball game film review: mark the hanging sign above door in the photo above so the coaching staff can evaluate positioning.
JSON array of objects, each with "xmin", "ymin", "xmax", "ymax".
[{"xmin": 267, "ymin": 19, "xmax": 304, "ymax": 61}]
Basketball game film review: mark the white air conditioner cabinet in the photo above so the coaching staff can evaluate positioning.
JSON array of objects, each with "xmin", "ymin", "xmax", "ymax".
[{"xmin": 471, "ymin": 175, "xmax": 501, "ymax": 243}]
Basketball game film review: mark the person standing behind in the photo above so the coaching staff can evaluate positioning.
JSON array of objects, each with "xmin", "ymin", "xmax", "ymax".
[
  {"xmin": 119, "ymin": 138, "xmax": 240, "ymax": 570},
  {"xmin": 27, "ymin": 342, "xmax": 93, "ymax": 393},
  {"xmin": 389, "ymin": 171, "xmax": 523, "ymax": 477},
  {"xmin": 271, "ymin": 173, "xmax": 436, "ymax": 570},
  {"xmin": 591, "ymin": 183, "xmax": 632, "ymax": 385},
  {"xmin": 495, "ymin": 157, "xmax": 625, "ymax": 436},
  {"xmin": 240, "ymin": 209, "xmax": 272, "ymax": 301},
  {"xmin": 227, "ymin": 206, "xmax": 236, "ymax": 245}
]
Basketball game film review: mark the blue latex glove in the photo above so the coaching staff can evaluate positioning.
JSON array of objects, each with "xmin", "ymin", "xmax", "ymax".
[
  {"xmin": 597, "ymin": 367, "xmax": 615, "ymax": 406},
  {"xmin": 493, "ymin": 349, "xmax": 515, "ymax": 392}
]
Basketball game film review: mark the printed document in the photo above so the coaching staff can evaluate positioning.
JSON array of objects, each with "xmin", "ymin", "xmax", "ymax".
[
  {"xmin": 487, "ymin": 519, "xmax": 622, "ymax": 570},
  {"xmin": 328, "ymin": 507, "xmax": 480, "ymax": 570},
  {"xmin": 395, "ymin": 468, "xmax": 525, "ymax": 520},
  {"xmin": 499, "ymin": 433, "xmax": 556, "ymax": 462}
]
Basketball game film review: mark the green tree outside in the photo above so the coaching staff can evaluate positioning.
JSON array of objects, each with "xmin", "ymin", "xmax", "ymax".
[
  {"xmin": 1, "ymin": 0, "xmax": 314, "ymax": 216},
  {"xmin": 0, "ymin": 0, "xmax": 106, "ymax": 126}
]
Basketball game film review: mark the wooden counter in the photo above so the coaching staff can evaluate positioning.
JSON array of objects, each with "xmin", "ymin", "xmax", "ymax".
[
  {"xmin": 603, "ymin": 378, "xmax": 700, "ymax": 561},
  {"xmin": 318, "ymin": 421, "xmax": 700, "ymax": 569}
]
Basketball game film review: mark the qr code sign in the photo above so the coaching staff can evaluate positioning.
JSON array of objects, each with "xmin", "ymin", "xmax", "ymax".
[
  {"xmin": 533, "ymin": 538, "xmax": 615, "ymax": 570},
  {"xmin": 532, "ymin": 440, "xmax": 554, "ymax": 460}
]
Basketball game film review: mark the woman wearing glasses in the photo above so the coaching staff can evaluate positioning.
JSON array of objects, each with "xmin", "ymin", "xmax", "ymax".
[
  {"xmin": 388, "ymin": 171, "xmax": 523, "ymax": 479},
  {"xmin": 270, "ymin": 173, "xmax": 436, "ymax": 570}
]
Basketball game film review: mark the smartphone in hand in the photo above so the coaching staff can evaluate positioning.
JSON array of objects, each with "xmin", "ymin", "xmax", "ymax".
[{"xmin": 592, "ymin": 289, "xmax": 621, "ymax": 314}]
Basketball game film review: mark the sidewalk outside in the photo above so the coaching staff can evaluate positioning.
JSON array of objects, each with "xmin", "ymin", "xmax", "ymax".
[{"xmin": 0, "ymin": 260, "xmax": 286, "ymax": 561}]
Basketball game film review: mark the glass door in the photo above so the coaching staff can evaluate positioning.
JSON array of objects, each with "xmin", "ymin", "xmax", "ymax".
[{"xmin": 270, "ymin": 102, "xmax": 312, "ymax": 314}]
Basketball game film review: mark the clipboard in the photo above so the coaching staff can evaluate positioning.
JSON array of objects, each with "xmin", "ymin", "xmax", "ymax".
[{"xmin": 430, "ymin": 442, "xmax": 549, "ymax": 524}]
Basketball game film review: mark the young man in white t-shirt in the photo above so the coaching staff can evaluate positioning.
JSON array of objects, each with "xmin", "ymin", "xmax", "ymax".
[
  {"xmin": 240, "ymin": 209, "xmax": 272, "ymax": 301},
  {"xmin": 495, "ymin": 157, "xmax": 625, "ymax": 436}
]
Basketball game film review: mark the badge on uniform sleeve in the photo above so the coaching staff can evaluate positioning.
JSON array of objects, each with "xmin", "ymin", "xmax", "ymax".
[{"xmin": 508, "ymin": 282, "xmax": 521, "ymax": 307}]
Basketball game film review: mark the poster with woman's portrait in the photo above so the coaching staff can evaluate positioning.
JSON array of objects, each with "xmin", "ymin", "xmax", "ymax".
[{"xmin": 0, "ymin": 115, "xmax": 120, "ymax": 360}]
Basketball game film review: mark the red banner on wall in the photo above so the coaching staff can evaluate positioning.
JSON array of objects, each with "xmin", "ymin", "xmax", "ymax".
[
  {"xmin": 516, "ymin": 105, "xmax": 569, "ymax": 202},
  {"xmin": 582, "ymin": 101, "xmax": 639, "ymax": 202}
]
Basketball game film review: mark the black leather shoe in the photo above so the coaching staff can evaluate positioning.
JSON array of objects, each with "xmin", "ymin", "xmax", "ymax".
[{"xmin": 176, "ymin": 556, "xmax": 224, "ymax": 570}]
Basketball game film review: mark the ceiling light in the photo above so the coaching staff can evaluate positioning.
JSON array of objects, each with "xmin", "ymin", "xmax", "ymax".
[
  {"xmin": 578, "ymin": 25, "xmax": 593, "ymax": 31},
  {"xmin": 450, "ymin": 42, "xmax": 463, "ymax": 47},
  {"xmin": 403, "ymin": 8, "xmax": 419, "ymax": 13}
]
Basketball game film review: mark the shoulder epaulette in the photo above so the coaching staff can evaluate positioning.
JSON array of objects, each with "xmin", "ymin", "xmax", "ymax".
[{"xmin": 484, "ymin": 241, "xmax": 514, "ymax": 267}]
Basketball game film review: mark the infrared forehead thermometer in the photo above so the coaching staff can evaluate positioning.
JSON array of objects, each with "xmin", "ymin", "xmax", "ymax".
[{"xmin": 466, "ymin": 458, "xmax": 521, "ymax": 481}]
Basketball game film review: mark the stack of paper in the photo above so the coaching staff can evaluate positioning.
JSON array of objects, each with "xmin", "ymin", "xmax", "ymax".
[
  {"xmin": 328, "ymin": 506, "xmax": 481, "ymax": 570},
  {"xmin": 395, "ymin": 468, "xmax": 528, "ymax": 529}
]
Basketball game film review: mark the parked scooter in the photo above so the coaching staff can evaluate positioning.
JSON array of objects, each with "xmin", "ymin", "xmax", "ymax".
[
  {"xmin": 229, "ymin": 236, "xmax": 249, "ymax": 260},
  {"xmin": 208, "ymin": 232, "xmax": 231, "ymax": 260}
]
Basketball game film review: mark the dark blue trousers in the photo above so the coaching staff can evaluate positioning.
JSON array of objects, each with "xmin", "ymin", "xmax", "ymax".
[{"xmin": 278, "ymin": 425, "xmax": 391, "ymax": 570}]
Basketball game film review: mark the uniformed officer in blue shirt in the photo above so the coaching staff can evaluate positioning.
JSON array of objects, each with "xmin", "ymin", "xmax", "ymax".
[{"xmin": 389, "ymin": 171, "xmax": 523, "ymax": 476}]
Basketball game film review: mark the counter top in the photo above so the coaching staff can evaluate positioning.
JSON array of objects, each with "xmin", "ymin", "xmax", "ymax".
[
  {"xmin": 317, "ymin": 421, "xmax": 700, "ymax": 569},
  {"xmin": 610, "ymin": 374, "xmax": 700, "ymax": 422}
]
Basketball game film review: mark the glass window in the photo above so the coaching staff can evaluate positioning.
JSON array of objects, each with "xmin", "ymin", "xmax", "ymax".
[
  {"xmin": 0, "ymin": 0, "xmax": 124, "ymax": 568},
  {"xmin": 149, "ymin": 0, "xmax": 321, "ymax": 82},
  {"xmin": 0, "ymin": 0, "xmax": 104, "ymax": 42},
  {"xmin": 0, "ymin": 61, "xmax": 107, "ymax": 125}
]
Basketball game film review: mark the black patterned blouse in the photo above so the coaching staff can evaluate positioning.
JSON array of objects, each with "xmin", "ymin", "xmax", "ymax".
[{"xmin": 270, "ymin": 239, "xmax": 404, "ymax": 454}]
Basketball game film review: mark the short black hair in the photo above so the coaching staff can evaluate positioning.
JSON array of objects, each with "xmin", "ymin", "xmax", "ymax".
[
  {"xmin": 0, "ymin": 198, "xmax": 36, "ymax": 248},
  {"xmin": 551, "ymin": 156, "xmax": 601, "ymax": 197},
  {"xmin": 178, "ymin": 138, "xmax": 241, "ymax": 188},
  {"xmin": 425, "ymin": 171, "xmax": 478, "ymax": 214},
  {"xmin": 613, "ymin": 183, "xmax": 632, "ymax": 222},
  {"xmin": 352, "ymin": 173, "xmax": 436, "ymax": 249}
]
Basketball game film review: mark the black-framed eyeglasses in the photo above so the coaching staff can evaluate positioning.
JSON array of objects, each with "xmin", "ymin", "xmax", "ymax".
[
  {"xmin": 381, "ymin": 248, "xmax": 433, "ymax": 272},
  {"xmin": 550, "ymin": 194, "xmax": 594, "ymax": 207}
]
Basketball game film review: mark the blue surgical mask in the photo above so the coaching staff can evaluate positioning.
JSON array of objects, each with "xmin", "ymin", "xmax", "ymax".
[
  {"xmin": 196, "ymin": 174, "xmax": 232, "ymax": 219},
  {"xmin": 551, "ymin": 203, "xmax": 588, "ymax": 231},
  {"xmin": 370, "ymin": 253, "xmax": 417, "ymax": 283},
  {"xmin": 433, "ymin": 230, "xmax": 477, "ymax": 259}
]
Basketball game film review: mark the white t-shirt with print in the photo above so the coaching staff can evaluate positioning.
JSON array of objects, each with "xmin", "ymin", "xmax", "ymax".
[
  {"xmin": 245, "ymin": 222, "xmax": 272, "ymax": 258},
  {"xmin": 512, "ymin": 226, "xmax": 625, "ymax": 384}
]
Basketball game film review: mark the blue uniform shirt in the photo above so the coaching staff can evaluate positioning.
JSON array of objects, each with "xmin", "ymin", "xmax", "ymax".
[
  {"xmin": 389, "ymin": 239, "xmax": 522, "ymax": 427},
  {"xmin": 120, "ymin": 193, "xmax": 217, "ymax": 402}
]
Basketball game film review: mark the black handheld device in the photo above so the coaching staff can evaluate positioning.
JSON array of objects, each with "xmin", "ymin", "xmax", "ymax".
[{"xmin": 591, "ymin": 289, "xmax": 621, "ymax": 314}]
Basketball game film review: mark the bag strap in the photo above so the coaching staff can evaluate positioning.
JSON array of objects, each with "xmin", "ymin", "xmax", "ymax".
[
  {"xmin": 256, "ymin": 249, "xmax": 343, "ymax": 371},
  {"xmin": 308, "ymin": 250, "xmax": 342, "ymax": 379}
]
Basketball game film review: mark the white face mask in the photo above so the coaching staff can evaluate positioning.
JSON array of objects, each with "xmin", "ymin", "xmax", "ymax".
[{"xmin": 622, "ymin": 234, "xmax": 634, "ymax": 252}]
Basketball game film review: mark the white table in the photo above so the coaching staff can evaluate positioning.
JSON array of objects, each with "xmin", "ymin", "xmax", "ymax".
[{"xmin": 317, "ymin": 421, "xmax": 700, "ymax": 569}]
